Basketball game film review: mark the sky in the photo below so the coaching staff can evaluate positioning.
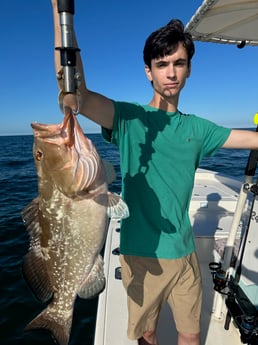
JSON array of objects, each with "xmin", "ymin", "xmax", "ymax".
[{"xmin": 1, "ymin": 0, "xmax": 258, "ymax": 135}]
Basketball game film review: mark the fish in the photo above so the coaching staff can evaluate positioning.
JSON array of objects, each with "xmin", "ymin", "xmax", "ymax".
[{"xmin": 21, "ymin": 110, "xmax": 128, "ymax": 345}]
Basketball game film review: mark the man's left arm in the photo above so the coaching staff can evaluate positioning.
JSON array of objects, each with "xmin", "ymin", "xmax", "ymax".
[{"xmin": 222, "ymin": 129, "xmax": 258, "ymax": 150}]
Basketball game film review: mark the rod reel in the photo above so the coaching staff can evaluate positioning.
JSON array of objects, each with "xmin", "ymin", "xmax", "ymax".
[
  {"xmin": 209, "ymin": 262, "xmax": 228, "ymax": 293},
  {"xmin": 209, "ymin": 262, "xmax": 258, "ymax": 344},
  {"xmin": 225, "ymin": 277, "xmax": 258, "ymax": 345}
]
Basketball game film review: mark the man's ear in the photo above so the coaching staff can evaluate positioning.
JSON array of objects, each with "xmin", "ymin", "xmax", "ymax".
[{"xmin": 145, "ymin": 65, "xmax": 152, "ymax": 82}]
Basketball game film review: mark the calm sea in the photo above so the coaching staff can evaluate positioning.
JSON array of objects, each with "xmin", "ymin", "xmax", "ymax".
[{"xmin": 0, "ymin": 132, "xmax": 256, "ymax": 345}]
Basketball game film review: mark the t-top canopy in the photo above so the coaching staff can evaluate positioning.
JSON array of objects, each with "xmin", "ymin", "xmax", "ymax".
[{"xmin": 185, "ymin": 0, "xmax": 258, "ymax": 46}]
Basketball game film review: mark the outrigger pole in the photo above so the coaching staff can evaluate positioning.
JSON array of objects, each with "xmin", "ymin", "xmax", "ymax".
[{"xmin": 56, "ymin": 0, "xmax": 80, "ymax": 94}]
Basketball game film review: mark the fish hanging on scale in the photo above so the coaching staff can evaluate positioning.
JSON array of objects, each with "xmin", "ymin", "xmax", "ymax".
[{"xmin": 21, "ymin": 110, "xmax": 128, "ymax": 345}]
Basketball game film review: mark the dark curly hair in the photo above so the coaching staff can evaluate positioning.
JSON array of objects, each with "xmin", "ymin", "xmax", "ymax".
[{"xmin": 143, "ymin": 19, "xmax": 195, "ymax": 69}]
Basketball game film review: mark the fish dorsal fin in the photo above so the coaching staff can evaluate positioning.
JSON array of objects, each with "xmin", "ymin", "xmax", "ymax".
[
  {"xmin": 106, "ymin": 192, "xmax": 129, "ymax": 219},
  {"xmin": 21, "ymin": 198, "xmax": 54, "ymax": 302},
  {"xmin": 103, "ymin": 159, "xmax": 116, "ymax": 185},
  {"xmin": 22, "ymin": 250, "xmax": 53, "ymax": 303},
  {"xmin": 21, "ymin": 197, "xmax": 41, "ymax": 239}
]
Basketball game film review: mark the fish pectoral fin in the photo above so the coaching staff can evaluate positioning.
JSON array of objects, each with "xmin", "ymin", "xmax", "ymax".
[
  {"xmin": 25, "ymin": 306, "xmax": 72, "ymax": 345},
  {"xmin": 77, "ymin": 255, "xmax": 106, "ymax": 299},
  {"xmin": 103, "ymin": 159, "xmax": 116, "ymax": 184},
  {"xmin": 106, "ymin": 192, "xmax": 130, "ymax": 219},
  {"xmin": 22, "ymin": 249, "xmax": 53, "ymax": 303}
]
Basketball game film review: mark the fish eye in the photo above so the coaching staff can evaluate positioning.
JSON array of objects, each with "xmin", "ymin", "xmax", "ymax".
[{"xmin": 35, "ymin": 150, "xmax": 43, "ymax": 161}]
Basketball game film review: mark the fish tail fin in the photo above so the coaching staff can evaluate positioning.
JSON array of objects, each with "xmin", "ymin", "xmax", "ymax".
[{"xmin": 25, "ymin": 308, "xmax": 73, "ymax": 345}]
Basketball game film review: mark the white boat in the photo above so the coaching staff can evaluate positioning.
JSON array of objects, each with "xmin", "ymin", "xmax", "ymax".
[{"xmin": 94, "ymin": 1, "xmax": 258, "ymax": 344}]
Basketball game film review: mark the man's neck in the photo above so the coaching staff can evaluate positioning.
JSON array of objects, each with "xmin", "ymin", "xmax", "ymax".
[{"xmin": 148, "ymin": 96, "xmax": 178, "ymax": 112}]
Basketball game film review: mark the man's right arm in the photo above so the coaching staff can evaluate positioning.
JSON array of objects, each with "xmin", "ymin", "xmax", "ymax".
[{"xmin": 51, "ymin": 0, "xmax": 114, "ymax": 129}]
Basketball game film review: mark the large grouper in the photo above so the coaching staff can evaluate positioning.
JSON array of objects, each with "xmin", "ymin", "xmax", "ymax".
[{"xmin": 21, "ymin": 109, "xmax": 128, "ymax": 345}]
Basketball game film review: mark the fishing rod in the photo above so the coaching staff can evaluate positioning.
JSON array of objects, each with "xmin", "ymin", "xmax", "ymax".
[
  {"xmin": 211, "ymin": 113, "xmax": 258, "ymax": 283},
  {"xmin": 56, "ymin": 0, "xmax": 80, "ymax": 94},
  {"xmin": 212, "ymin": 114, "xmax": 258, "ymax": 320},
  {"xmin": 234, "ymin": 113, "xmax": 258, "ymax": 283},
  {"xmin": 209, "ymin": 114, "xmax": 258, "ymax": 345},
  {"xmin": 222, "ymin": 115, "xmax": 258, "ymax": 273}
]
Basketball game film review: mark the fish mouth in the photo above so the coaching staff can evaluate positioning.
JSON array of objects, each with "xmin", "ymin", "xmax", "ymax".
[{"xmin": 31, "ymin": 110, "xmax": 87, "ymax": 148}]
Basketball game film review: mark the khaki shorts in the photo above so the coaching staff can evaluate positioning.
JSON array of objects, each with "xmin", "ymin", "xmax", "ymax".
[{"xmin": 120, "ymin": 252, "xmax": 202, "ymax": 339}]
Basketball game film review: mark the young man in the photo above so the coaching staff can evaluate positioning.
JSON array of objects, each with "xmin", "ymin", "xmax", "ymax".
[{"xmin": 52, "ymin": 2, "xmax": 258, "ymax": 345}]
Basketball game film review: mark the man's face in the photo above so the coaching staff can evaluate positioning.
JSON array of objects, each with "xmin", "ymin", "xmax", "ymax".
[{"xmin": 145, "ymin": 42, "xmax": 191, "ymax": 102}]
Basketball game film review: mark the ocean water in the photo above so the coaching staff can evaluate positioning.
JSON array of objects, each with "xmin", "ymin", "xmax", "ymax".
[{"xmin": 0, "ymin": 132, "xmax": 256, "ymax": 345}]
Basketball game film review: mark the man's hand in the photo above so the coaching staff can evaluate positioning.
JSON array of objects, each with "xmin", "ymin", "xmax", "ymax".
[{"xmin": 59, "ymin": 90, "xmax": 81, "ymax": 115}]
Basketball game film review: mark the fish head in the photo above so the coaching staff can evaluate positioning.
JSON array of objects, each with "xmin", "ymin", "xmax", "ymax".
[{"xmin": 31, "ymin": 110, "xmax": 103, "ymax": 197}]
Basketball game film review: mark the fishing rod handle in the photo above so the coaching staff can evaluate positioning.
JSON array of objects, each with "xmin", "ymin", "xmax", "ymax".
[
  {"xmin": 56, "ymin": 0, "xmax": 79, "ymax": 93},
  {"xmin": 57, "ymin": 0, "xmax": 74, "ymax": 14}
]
